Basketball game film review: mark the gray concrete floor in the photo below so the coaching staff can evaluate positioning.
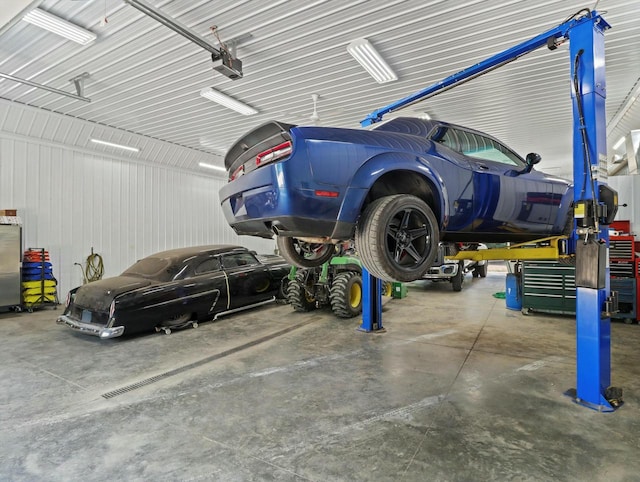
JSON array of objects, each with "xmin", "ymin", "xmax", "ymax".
[{"xmin": 2, "ymin": 268, "xmax": 640, "ymax": 481}]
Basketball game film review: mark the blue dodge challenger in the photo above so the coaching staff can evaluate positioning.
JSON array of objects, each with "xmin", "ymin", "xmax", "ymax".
[{"xmin": 219, "ymin": 117, "xmax": 575, "ymax": 282}]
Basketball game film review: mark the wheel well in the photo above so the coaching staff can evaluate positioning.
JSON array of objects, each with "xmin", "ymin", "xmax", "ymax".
[{"xmin": 363, "ymin": 170, "xmax": 441, "ymax": 223}]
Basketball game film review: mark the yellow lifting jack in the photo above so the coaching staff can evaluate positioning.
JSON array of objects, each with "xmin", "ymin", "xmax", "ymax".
[{"xmin": 446, "ymin": 236, "xmax": 572, "ymax": 262}]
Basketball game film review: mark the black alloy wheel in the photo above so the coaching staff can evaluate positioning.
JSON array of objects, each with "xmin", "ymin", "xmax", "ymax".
[
  {"xmin": 356, "ymin": 194, "xmax": 440, "ymax": 282},
  {"xmin": 277, "ymin": 236, "xmax": 335, "ymax": 268}
]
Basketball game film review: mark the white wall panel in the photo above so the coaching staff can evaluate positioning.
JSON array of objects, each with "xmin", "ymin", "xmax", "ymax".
[
  {"xmin": 0, "ymin": 133, "xmax": 275, "ymax": 299},
  {"xmin": 609, "ymin": 175, "xmax": 639, "ymax": 233}
]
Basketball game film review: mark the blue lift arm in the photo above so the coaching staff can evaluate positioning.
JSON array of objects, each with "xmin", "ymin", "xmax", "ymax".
[
  {"xmin": 361, "ymin": 10, "xmax": 608, "ymax": 127},
  {"xmin": 360, "ymin": 10, "xmax": 620, "ymax": 411}
]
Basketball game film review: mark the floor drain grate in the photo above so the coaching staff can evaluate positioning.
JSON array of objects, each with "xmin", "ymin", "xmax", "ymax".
[{"xmin": 102, "ymin": 318, "xmax": 316, "ymax": 399}]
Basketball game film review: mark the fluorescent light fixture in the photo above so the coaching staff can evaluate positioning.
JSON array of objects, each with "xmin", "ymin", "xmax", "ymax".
[
  {"xmin": 613, "ymin": 136, "xmax": 626, "ymax": 150},
  {"xmin": 347, "ymin": 38, "xmax": 397, "ymax": 84},
  {"xmin": 200, "ymin": 87, "xmax": 258, "ymax": 115},
  {"xmin": 23, "ymin": 8, "xmax": 97, "ymax": 45},
  {"xmin": 199, "ymin": 162, "xmax": 226, "ymax": 171},
  {"xmin": 90, "ymin": 139, "xmax": 140, "ymax": 152}
]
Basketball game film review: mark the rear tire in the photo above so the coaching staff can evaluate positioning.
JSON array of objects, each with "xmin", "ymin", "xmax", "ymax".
[
  {"xmin": 356, "ymin": 194, "xmax": 439, "ymax": 282},
  {"xmin": 160, "ymin": 313, "xmax": 191, "ymax": 330},
  {"xmin": 277, "ymin": 236, "xmax": 335, "ymax": 268},
  {"xmin": 452, "ymin": 261, "xmax": 464, "ymax": 292},
  {"xmin": 330, "ymin": 271, "xmax": 362, "ymax": 318},
  {"xmin": 382, "ymin": 281, "xmax": 393, "ymax": 297},
  {"xmin": 287, "ymin": 274, "xmax": 317, "ymax": 312},
  {"xmin": 474, "ymin": 262, "xmax": 488, "ymax": 278}
]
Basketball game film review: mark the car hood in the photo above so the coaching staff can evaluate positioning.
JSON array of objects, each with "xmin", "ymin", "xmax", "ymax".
[{"xmin": 72, "ymin": 276, "xmax": 156, "ymax": 311}]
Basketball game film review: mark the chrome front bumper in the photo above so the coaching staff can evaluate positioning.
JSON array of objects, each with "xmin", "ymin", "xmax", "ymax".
[
  {"xmin": 423, "ymin": 262, "xmax": 459, "ymax": 279},
  {"xmin": 56, "ymin": 314, "xmax": 125, "ymax": 339}
]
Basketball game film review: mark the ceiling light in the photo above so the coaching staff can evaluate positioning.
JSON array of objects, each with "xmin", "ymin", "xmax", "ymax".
[
  {"xmin": 23, "ymin": 8, "xmax": 96, "ymax": 45},
  {"xmin": 90, "ymin": 139, "xmax": 140, "ymax": 152},
  {"xmin": 199, "ymin": 162, "xmax": 226, "ymax": 171},
  {"xmin": 613, "ymin": 136, "xmax": 626, "ymax": 150},
  {"xmin": 347, "ymin": 38, "xmax": 397, "ymax": 84},
  {"xmin": 200, "ymin": 87, "xmax": 258, "ymax": 115}
]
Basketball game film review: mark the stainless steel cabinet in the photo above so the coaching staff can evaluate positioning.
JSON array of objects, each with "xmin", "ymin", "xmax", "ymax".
[{"xmin": 0, "ymin": 224, "xmax": 22, "ymax": 308}]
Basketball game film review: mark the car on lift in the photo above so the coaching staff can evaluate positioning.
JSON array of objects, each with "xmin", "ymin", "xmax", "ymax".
[
  {"xmin": 219, "ymin": 117, "xmax": 580, "ymax": 282},
  {"xmin": 56, "ymin": 245, "xmax": 290, "ymax": 339}
]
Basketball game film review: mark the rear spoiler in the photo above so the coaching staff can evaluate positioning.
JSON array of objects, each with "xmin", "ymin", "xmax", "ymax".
[{"xmin": 224, "ymin": 121, "xmax": 297, "ymax": 173}]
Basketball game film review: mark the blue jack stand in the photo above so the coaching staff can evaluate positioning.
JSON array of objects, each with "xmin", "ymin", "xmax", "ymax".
[{"xmin": 358, "ymin": 267, "xmax": 385, "ymax": 333}]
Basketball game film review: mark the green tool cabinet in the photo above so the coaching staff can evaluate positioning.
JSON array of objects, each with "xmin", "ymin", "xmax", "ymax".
[{"xmin": 521, "ymin": 261, "xmax": 576, "ymax": 315}]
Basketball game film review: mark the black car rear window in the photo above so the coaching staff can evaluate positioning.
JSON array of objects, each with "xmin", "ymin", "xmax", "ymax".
[
  {"xmin": 122, "ymin": 257, "xmax": 171, "ymax": 280},
  {"xmin": 222, "ymin": 253, "xmax": 259, "ymax": 268}
]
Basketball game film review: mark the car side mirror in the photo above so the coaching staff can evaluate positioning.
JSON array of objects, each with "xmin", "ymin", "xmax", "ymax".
[
  {"xmin": 520, "ymin": 152, "xmax": 541, "ymax": 174},
  {"xmin": 526, "ymin": 152, "xmax": 541, "ymax": 166},
  {"xmin": 526, "ymin": 152, "xmax": 541, "ymax": 164}
]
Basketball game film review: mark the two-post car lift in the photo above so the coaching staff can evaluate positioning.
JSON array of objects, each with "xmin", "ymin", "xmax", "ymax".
[{"xmin": 359, "ymin": 9, "xmax": 621, "ymax": 411}]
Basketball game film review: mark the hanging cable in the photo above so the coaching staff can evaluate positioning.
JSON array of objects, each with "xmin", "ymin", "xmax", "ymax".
[
  {"xmin": 572, "ymin": 49, "xmax": 601, "ymax": 239},
  {"xmin": 80, "ymin": 247, "xmax": 104, "ymax": 283}
]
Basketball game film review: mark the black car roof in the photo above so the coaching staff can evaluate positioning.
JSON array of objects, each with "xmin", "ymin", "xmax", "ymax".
[{"xmin": 145, "ymin": 245, "xmax": 247, "ymax": 263}]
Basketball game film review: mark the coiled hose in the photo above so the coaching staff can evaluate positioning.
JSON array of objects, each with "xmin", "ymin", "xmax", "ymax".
[{"xmin": 77, "ymin": 248, "xmax": 104, "ymax": 283}]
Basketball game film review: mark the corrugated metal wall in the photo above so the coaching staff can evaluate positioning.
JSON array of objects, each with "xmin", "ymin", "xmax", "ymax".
[{"xmin": 0, "ymin": 107, "xmax": 275, "ymax": 299}]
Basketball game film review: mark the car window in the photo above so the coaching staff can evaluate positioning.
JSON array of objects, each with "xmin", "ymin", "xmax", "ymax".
[
  {"xmin": 454, "ymin": 129, "xmax": 523, "ymax": 167},
  {"xmin": 195, "ymin": 258, "xmax": 222, "ymax": 275},
  {"xmin": 221, "ymin": 252, "xmax": 259, "ymax": 268},
  {"xmin": 432, "ymin": 126, "xmax": 460, "ymax": 152},
  {"xmin": 122, "ymin": 257, "xmax": 171, "ymax": 279}
]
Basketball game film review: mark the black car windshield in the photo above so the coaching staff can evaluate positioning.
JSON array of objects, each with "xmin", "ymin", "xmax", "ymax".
[{"xmin": 122, "ymin": 257, "xmax": 172, "ymax": 281}]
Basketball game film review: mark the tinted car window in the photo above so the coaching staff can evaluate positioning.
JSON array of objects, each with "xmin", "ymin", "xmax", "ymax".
[
  {"xmin": 195, "ymin": 258, "xmax": 222, "ymax": 274},
  {"xmin": 432, "ymin": 126, "xmax": 460, "ymax": 152},
  {"xmin": 122, "ymin": 257, "xmax": 171, "ymax": 280},
  {"xmin": 453, "ymin": 128, "xmax": 523, "ymax": 167},
  {"xmin": 222, "ymin": 252, "xmax": 259, "ymax": 268}
]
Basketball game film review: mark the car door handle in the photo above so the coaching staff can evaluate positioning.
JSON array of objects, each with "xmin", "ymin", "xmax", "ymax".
[{"xmin": 477, "ymin": 164, "xmax": 489, "ymax": 170}]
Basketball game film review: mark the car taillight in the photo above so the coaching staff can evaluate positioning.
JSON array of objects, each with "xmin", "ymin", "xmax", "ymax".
[
  {"xmin": 109, "ymin": 300, "xmax": 116, "ymax": 319},
  {"xmin": 256, "ymin": 141, "xmax": 292, "ymax": 166},
  {"xmin": 230, "ymin": 165, "xmax": 244, "ymax": 181},
  {"xmin": 315, "ymin": 190, "xmax": 339, "ymax": 198}
]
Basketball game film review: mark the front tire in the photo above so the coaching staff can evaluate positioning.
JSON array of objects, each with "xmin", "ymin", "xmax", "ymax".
[
  {"xmin": 277, "ymin": 236, "xmax": 335, "ymax": 268},
  {"xmin": 287, "ymin": 274, "xmax": 317, "ymax": 312},
  {"xmin": 356, "ymin": 194, "xmax": 439, "ymax": 282},
  {"xmin": 330, "ymin": 271, "xmax": 363, "ymax": 318}
]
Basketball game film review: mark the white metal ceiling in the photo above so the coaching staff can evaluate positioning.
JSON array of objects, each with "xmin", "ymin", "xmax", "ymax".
[{"xmin": 1, "ymin": 0, "xmax": 639, "ymax": 178}]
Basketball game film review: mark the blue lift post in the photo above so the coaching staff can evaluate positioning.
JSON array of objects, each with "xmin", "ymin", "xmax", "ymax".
[
  {"xmin": 359, "ymin": 10, "xmax": 620, "ymax": 410},
  {"xmin": 359, "ymin": 267, "xmax": 384, "ymax": 332},
  {"xmin": 568, "ymin": 15, "xmax": 619, "ymax": 412}
]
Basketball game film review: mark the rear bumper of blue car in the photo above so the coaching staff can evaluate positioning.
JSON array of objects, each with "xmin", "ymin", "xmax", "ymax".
[{"xmin": 219, "ymin": 163, "xmax": 356, "ymax": 240}]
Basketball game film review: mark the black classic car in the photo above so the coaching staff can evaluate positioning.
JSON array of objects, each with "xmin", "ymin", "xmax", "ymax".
[{"xmin": 56, "ymin": 245, "xmax": 290, "ymax": 338}]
